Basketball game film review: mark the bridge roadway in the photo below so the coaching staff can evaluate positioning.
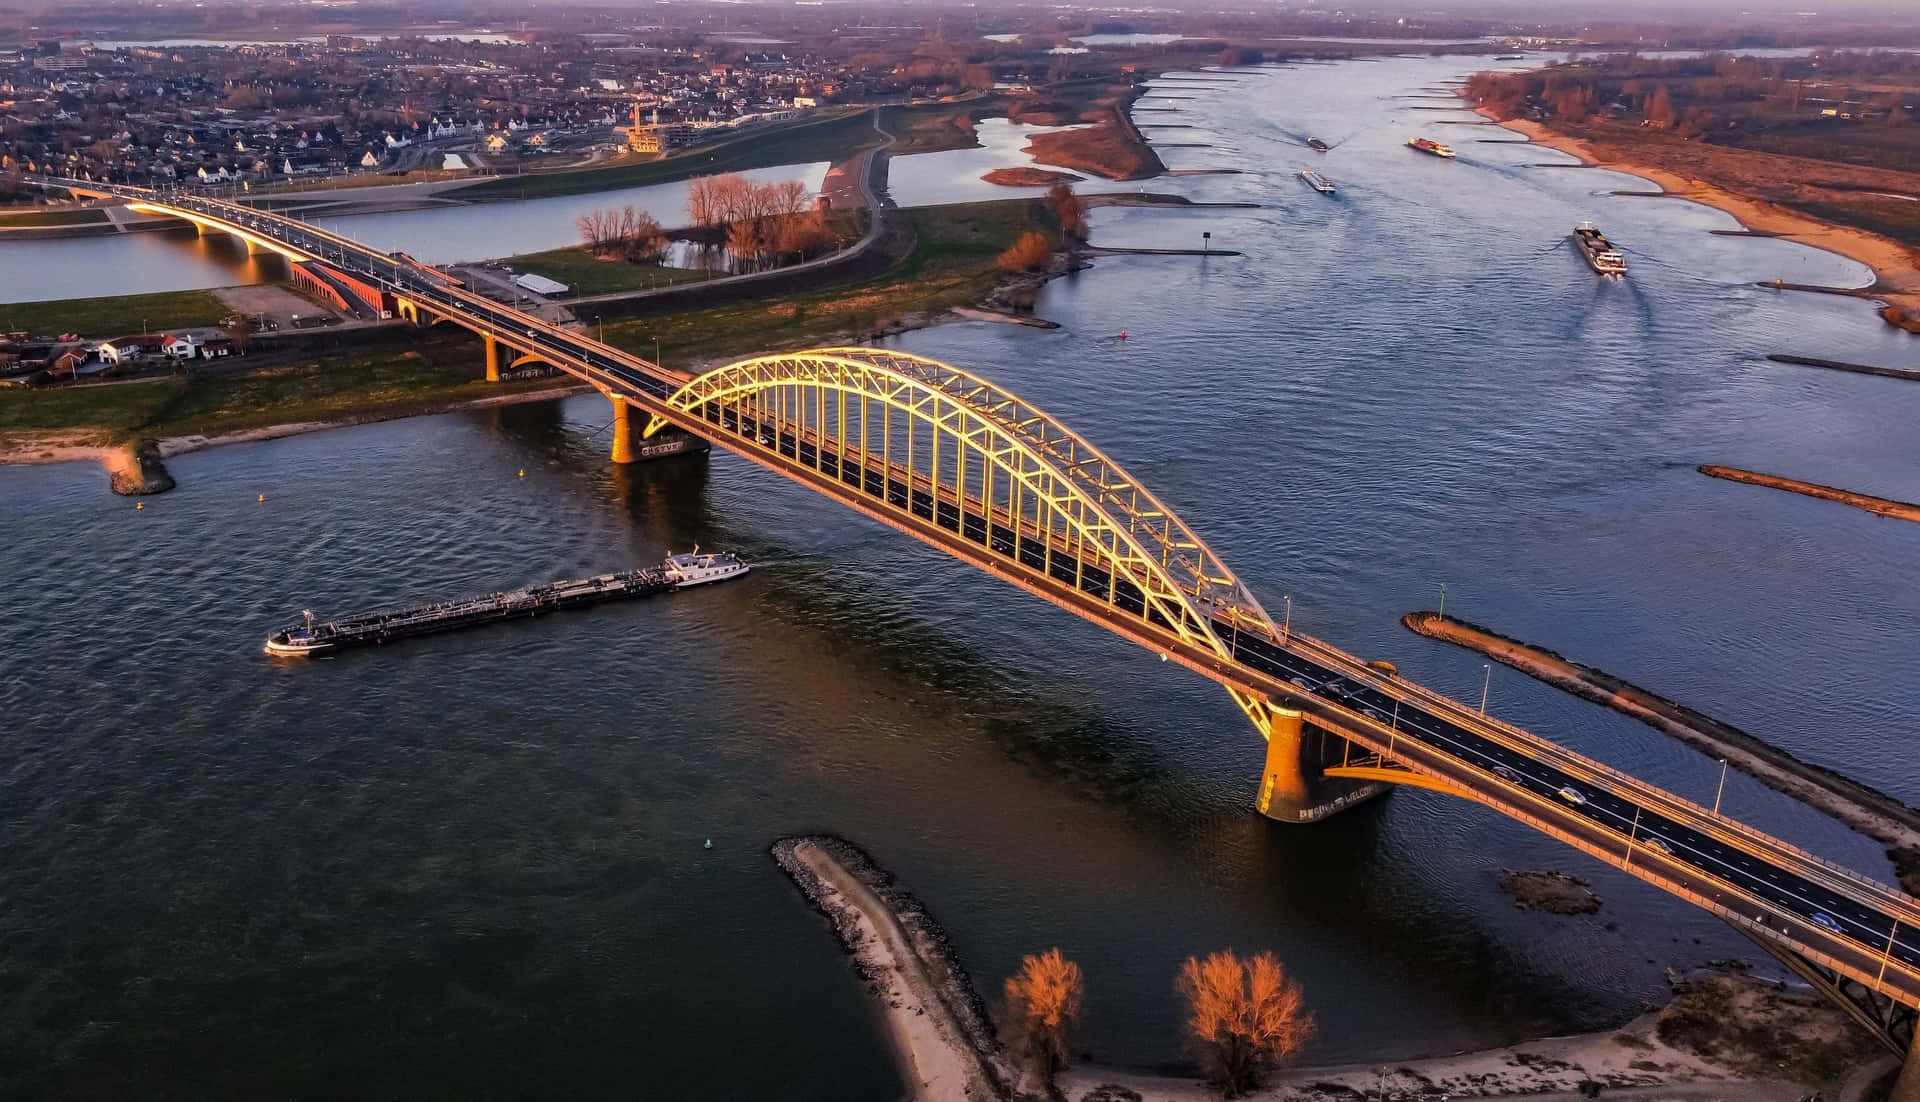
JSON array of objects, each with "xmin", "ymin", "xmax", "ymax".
[{"xmin": 59, "ymin": 180, "xmax": 1920, "ymax": 1024}]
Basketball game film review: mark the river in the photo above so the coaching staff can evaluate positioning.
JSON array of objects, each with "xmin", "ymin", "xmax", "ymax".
[{"xmin": 3, "ymin": 55, "xmax": 1919, "ymax": 1098}]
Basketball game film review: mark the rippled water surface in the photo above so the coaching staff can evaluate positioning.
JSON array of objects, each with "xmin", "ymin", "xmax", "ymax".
[{"xmin": 4, "ymin": 57, "xmax": 1920, "ymax": 1098}]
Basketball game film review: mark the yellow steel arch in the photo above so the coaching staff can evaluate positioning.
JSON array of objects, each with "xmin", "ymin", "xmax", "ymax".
[{"xmin": 646, "ymin": 349, "xmax": 1288, "ymax": 724}]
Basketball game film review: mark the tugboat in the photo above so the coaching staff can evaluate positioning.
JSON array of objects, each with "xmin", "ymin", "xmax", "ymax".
[
  {"xmin": 1307, "ymin": 136, "xmax": 1329, "ymax": 152},
  {"xmin": 1572, "ymin": 222, "xmax": 1628, "ymax": 275},
  {"xmin": 1299, "ymin": 168, "xmax": 1336, "ymax": 195},
  {"xmin": 664, "ymin": 548, "xmax": 751, "ymax": 588},
  {"xmin": 1407, "ymin": 136, "xmax": 1456, "ymax": 158}
]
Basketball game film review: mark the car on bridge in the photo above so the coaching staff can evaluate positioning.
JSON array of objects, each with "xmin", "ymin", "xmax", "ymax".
[
  {"xmin": 1642, "ymin": 834, "xmax": 1674, "ymax": 856},
  {"xmin": 1556, "ymin": 785, "xmax": 1588, "ymax": 806},
  {"xmin": 1812, "ymin": 912, "xmax": 1845, "ymax": 935}
]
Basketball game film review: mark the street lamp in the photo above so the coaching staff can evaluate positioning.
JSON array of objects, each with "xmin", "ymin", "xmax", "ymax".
[
  {"xmin": 1282, "ymin": 594, "xmax": 1292, "ymax": 643},
  {"xmin": 1479, "ymin": 663, "xmax": 1492, "ymax": 714},
  {"xmin": 1713, "ymin": 758, "xmax": 1729, "ymax": 816}
]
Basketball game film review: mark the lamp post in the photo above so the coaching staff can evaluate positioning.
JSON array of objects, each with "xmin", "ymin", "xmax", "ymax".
[
  {"xmin": 1282, "ymin": 594, "xmax": 1292, "ymax": 643},
  {"xmin": 1479, "ymin": 663, "xmax": 1491, "ymax": 714},
  {"xmin": 1713, "ymin": 758, "xmax": 1729, "ymax": 816}
]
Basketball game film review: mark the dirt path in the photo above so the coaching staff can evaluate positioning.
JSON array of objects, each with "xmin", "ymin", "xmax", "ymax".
[
  {"xmin": 772, "ymin": 837, "xmax": 1007, "ymax": 1102},
  {"xmin": 1402, "ymin": 612, "xmax": 1920, "ymax": 892}
]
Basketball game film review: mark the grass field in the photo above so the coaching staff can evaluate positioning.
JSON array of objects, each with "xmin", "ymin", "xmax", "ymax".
[
  {"xmin": 5, "ymin": 289, "xmax": 230, "ymax": 338},
  {"xmin": 509, "ymin": 247, "xmax": 712, "ymax": 297},
  {"xmin": 603, "ymin": 199, "xmax": 1058, "ymax": 368},
  {"xmin": 0, "ymin": 208, "xmax": 110, "ymax": 227},
  {"xmin": 0, "ymin": 340, "xmax": 565, "ymax": 449},
  {"xmin": 0, "ymin": 378, "xmax": 186, "ymax": 445}
]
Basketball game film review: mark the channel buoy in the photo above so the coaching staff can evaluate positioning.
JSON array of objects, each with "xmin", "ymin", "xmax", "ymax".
[
  {"xmin": 135, "ymin": 502, "xmax": 143, "ymax": 510},
  {"xmin": 1118, "ymin": 330, "xmax": 1128, "ymax": 340},
  {"xmin": 257, "ymin": 494, "xmax": 265, "ymax": 502},
  {"xmin": 518, "ymin": 469, "xmax": 525, "ymax": 478},
  {"xmin": 703, "ymin": 838, "xmax": 713, "ymax": 850}
]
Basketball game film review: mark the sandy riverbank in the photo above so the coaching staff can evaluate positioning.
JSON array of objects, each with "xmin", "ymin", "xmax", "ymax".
[
  {"xmin": 1402, "ymin": 611, "xmax": 1920, "ymax": 893},
  {"xmin": 1473, "ymin": 108, "xmax": 1920, "ymax": 327},
  {"xmin": 772, "ymin": 837, "xmax": 1008, "ymax": 1102},
  {"xmin": 777, "ymin": 837, "xmax": 1880, "ymax": 1102}
]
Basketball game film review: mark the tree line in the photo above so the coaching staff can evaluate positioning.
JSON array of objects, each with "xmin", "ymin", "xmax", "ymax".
[
  {"xmin": 1003, "ymin": 946, "xmax": 1312, "ymax": 1099},
  {"xmin": 997, "ymin": 183, "xmax": 1086, "ymax": 274},
  {"xmin": 574, "ymin": 173, "xmax": 842, "ymax": 273}
]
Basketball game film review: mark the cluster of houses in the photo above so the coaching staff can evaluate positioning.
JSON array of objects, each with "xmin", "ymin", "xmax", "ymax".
[
  {"xmin": 0, "ymin": 330, "xmax": 238, "ymax": 386},
  {"xmin": 0, "ymin": 31, "xmax": 915, "ymax": 188}
]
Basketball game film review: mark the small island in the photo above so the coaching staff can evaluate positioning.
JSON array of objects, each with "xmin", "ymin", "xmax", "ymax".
[{"xmin": 981, "ymin": 167, "xmax": 1086, "ymax": 187}]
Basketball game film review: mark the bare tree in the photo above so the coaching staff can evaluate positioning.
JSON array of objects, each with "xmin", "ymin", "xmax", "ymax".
[
  {"xmin": 1003, "ymin": 949, "xmax": 1083, "ymax": 1090},
  {"xmin": 726, "ymin": 218, "xmax": 763, "ymax": 268},
  {"xmin": 1175, "ymin": 951, "xmax": 1314, "ymax": 1098}
]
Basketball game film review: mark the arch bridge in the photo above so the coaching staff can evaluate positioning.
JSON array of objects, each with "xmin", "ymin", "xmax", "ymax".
[{"xmin": 37, "ymin": 179, "xmax": 1920, "ymax": 1077}]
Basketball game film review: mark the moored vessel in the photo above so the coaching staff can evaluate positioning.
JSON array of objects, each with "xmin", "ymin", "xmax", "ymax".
[
  {"xmin": 1307, "ymin": 136, "xmax": 1329, "ymax": 152},
  {"xmin": 1299, "ymin": 168, "xmax": 1336, "ymax": 195},
  {"xmin": 1572, "ymin": 221, "xmax": 1627, "ymax": 275},
  {"xmin": 1407, "ymin": 137, "xmax": 1455, "ymax": 158}
]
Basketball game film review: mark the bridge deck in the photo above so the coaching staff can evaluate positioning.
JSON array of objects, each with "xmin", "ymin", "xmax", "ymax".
[{"xmin": 57, "ymin": 177, "xmax": 1920, "ymax": 1016}]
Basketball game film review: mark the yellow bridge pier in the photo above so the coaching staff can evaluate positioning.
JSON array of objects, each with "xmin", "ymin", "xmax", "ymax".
[
  {"xmin": 607, "ymin": 391, "xmax": 635, "ymax": 464},
  {"xmin": 483, "ymin": 334, "xmax": 500, "ymax": 383},
  {"xmin": 1252, "ymin": 701, "xmax": 1393, "ymax": 823}
]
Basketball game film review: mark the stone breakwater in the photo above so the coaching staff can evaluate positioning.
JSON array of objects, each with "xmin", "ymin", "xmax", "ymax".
[
  {"xmin": 105, "ymin": 438, "xmax": 174, "ymax": 495},
  {"xmin": 771, "ymin": 836, "xmax": 1010, "ymax": 1101},
  {"xmin": 1402, "ymin": 611, "xmax": 1920, "ymax": 893}
]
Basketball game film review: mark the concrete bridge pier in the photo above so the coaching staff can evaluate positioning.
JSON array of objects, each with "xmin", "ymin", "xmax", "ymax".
[
  {"xmin": 607, "ymin": 392, "xmax": 635, "ymax": 464},
  {"xmin": 483, "ymin": 335, "xmax": 500, "ymax": 383},
  {"xmin": 1892, "ymin": 1033, "xmax": 1920, "ymax": 1102},
  {"xmin": 1255, "ymin": 703, "xmax": 1393, "ymax": 823}
]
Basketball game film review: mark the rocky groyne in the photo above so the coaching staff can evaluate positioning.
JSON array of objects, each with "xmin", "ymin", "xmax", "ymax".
[
  {"xmin": 1698, "ymin": 464, "xmax": 1920, "ymax": 524},
  {"xmin": 1402, "ymin": 611, "xmax": 1920, "ymax": 892},
  {"xmin": 104, "ymin": 438, "xmax": 175, "ymax": 495}
]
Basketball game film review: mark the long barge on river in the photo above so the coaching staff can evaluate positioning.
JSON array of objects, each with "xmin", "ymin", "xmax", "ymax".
[{"xmin": 264, "ymin": 551, "xmax": 749, "ymax": 656}]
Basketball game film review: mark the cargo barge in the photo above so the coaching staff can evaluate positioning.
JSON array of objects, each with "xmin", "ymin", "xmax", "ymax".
[
  {"xmin": 1572, "ymin": 221, "xmax": 1627, "ymax": 275},
  {"xmin": 1407, "ymin": 136, "xmax": 1455, "ymax": 158},
  {"xmin": 1299, "ymin": 168, "xmax": 1337, "ymax": 195},
  {"xmin": 264, "ymin": 551, "xmax": 749, "ymax": 656}
]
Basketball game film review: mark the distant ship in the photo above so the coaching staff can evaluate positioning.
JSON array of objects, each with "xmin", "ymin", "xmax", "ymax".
[
  {"xmin": 1407, "ymin": 137, "xmax": 1456, "ymax": 158},
  {"xmin": 1299, "ymin": 168, "xmax": 1336, "ymax": 195},
  {"xmin": 1307, "ymin": 136, "xmax": 1329, "ymax": 152},
  {"xmin": 1572, "ymin": 222, "xmax": 1627, "ymax": 275}
]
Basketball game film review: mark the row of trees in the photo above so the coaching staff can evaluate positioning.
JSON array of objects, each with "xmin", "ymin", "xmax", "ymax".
[
  {"xmin": 1003, "ymin": 948, "xmax": 1313, "ymax": 1099},
  {"xmin": 575, "ymin": 204, "xmax": 669, "ymax": 264},
  {"xmin": 687, "ymin": 173, "xmax": 836, "ymax": 267}
]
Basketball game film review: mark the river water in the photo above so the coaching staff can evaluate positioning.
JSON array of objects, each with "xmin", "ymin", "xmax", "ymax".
[{"xmin": 4, "ymin": 56, "xmax": 1920, "ymax": 1098}]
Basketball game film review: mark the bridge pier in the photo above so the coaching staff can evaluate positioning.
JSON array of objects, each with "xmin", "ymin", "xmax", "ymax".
[
  {"xmin": 608, "ymin": 392, "xmax": 635, "ymax": 464},
  {"xmin": 1893, "ymin": 1032, "xmax": 1920, "ymax": 1102},
  {"xmin": 1254, "ymin": 703, "xmax": 1393, "ymax": 823},
  {"xmin": 483, "ymin": 335, "xmax": 500, "ymax": 383}
]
